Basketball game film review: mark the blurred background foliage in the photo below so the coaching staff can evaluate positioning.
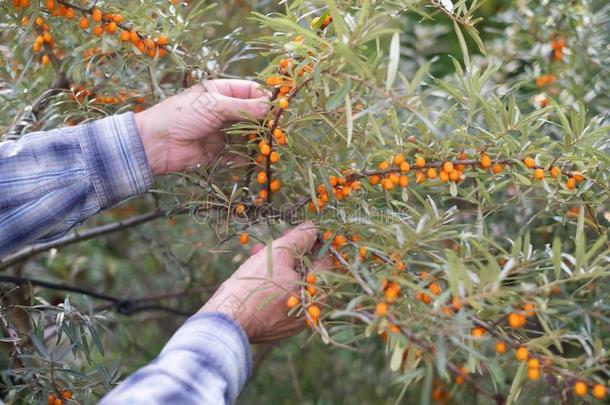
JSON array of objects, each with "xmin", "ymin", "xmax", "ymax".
[{"xmin": 0, "ymin": 0, "xmax": 608, "ymax": 404}]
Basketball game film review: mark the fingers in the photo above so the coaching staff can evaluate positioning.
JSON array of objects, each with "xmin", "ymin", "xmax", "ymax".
[
  {"xmin": 273, "ymin": 222, "xmax": 318, "ymax": 255},
  {"xmin": 215, "ymin": 93, "xmax": 270, "ymax": 121},
  {"xmin": 201, "ymin": 79, "xmax": 270, "ymax": 100}
]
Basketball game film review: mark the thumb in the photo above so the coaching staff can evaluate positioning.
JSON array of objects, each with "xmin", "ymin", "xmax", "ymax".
[
  {"xmin": 274, "ymin": 222, "xmax": 318, "ymax": 254},
  {"xmin": 215, "ymin": 94, "xmax": 270, "ymax": 121}
]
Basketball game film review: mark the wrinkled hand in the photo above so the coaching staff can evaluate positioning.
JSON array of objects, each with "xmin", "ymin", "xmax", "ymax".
[
  {"xmin": 199, "ymin": 223, "xmax": 329, "ymax": 343},
  {"xmin": 135, "ymin": 79, "xmax": 270, "ymax": 176}
]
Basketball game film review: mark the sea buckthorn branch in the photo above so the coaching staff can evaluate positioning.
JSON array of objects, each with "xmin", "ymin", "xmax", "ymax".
[
  {"xmin": 53, "ymin": 0, "xmax": 171, "ymax": 56},
  {"xmin": 373, "ymin": 312, "xmax": 504, "ymax": 404},
  {"xmin": 261, "ymin": 73, "xmax": 317, "ymax": 203},
  {"xmin": 366, "ymin": 246, "xmax": 607, "ymax": 396},
  {"xmin": 0, "ymin": 275, "xmax": 193, "ymax": 316},
  {"xmin": 0, "ymin": 207, "xmax": 189, "ymax": 270}
]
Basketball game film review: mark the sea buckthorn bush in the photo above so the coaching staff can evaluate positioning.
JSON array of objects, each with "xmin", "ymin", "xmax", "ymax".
[{"xmin": 1, "ymin": 0, "xmax": 609, "ymax": 404}]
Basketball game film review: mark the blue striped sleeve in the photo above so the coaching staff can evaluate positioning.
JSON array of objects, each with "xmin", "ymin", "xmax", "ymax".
[
  {"xmin": 100, "ymin": 312, "xmax": 253, "ymax": 405},
  {"xmin": 0, "ymin": 112, "xmax": 153, "ymax": 257}
]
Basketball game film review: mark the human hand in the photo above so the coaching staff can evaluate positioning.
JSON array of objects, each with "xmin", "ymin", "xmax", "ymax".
[
  {"xmin": 199, "ymin": 223, "xmax": 330, "ymax": 343},
  {"xmin": 134, "ymin": 79, "xmax": 270, "ymax": 176}
]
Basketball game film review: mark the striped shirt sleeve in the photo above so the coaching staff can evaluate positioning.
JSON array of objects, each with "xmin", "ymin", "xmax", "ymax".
[
  {"xmin": 0, "ymin": 112, "xmax": 153, "ymax": 257},
  {"xmin": 100, "ymin": 312, "xmax": 253, "ymax": 405}
]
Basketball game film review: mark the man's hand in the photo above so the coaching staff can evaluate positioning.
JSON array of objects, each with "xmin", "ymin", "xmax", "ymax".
[
  {"xmin": 199, "ymin": 223, "xmax": 329, "ymax": 343},
  {"xmin": 134, "ymin": 79, "xmax": 270, "ymax": 176}
]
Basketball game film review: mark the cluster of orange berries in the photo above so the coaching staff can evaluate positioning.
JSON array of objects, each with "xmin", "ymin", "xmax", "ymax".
[
  {"xmin": 47, "ymin": 390, "xmax": 72, "ymax": 405},
  {"xmin": 550, "ymin": 34, "xmax": 566, "ymax": 62},
  {"xmin": 308, "ymin": 175, "xmax": 362, "ymax": 212},
  {"xmin": 25, "ymin": 15, "xmax": 56, "ymax": 65},
  {"xmin": 285, "ymin": 272, "xmax": 320, "ymax": 320},
  {"xmin": 522, "ymin": 155, "xmax": 584, "ymax": 189},
  {"xmin": 507, "ymin": 303, "xmax": 536, "ymax": 328},
  {"xmin": 370, "ymin": 152, "xmax": 474, "ymax": 191}
]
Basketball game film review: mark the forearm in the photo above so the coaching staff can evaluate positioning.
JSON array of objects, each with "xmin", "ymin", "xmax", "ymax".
[
  {"xmin": 100, "ymin": 312, "xmax": 252, "ymax": 405},
  {"xmin": 0, "ymin": 113, "xmax": 153, "ymax": 257}
]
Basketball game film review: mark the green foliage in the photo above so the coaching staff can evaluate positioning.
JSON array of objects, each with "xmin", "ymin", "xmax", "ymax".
[{"xmin": 1, "ymin": 0, "xmax": 609, "ymax": 404}]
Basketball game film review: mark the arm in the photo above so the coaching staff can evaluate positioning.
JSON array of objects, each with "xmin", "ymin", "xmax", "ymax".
[
  {"xmin": 101, "ymin": 224, "xmax": 329, "ymax": 404},
  {"xmin": 0, "ymin": 80, "xmax": 269, "ymax": 257},
  {"xmin": 0, "ymin": 113, "xmax": 153, "ymax": 257}
]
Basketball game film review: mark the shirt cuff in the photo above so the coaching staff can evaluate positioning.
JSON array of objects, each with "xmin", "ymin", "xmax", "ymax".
[
  {"xmin": 77, "ymin": 112, "xmax": 154, "ymax": 209},
  {"xmin": 160, "ymin": 312, "xmax": 253, "ymax": 402}
]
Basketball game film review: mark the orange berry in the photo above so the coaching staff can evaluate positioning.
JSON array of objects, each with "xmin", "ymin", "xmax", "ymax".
[
  {"xmin": 269, "ymin": 151, "xmax": 280, "ymax": 163},
  {"xmin": 427, "ymin": 167, "xmax": 438, "ymax": 179},
  {"xmin": 235, "ymin": 203, "xmax": 246, "ymax": 215},
  {"xmin": 145, "ymin": 38, "xmax": 155, "ymax": 48},
  {"xmin": 527, "ymin": 368, "xmax": 540, "ymax": 380},
  {"xmin": 393, "ymin": 154, "xmax": 405, "ymax": 165},
  {"xmin": 378, "ymin": 161, "xmax": 389, "ymax": 170},
  {"xmin": 592, "ymin": 384, "xmax": 607, "ymax": 399},
  {"xmin": 439, "ymin": 171, "xmax": 449, "ymax": 182},
  {"xmin": 550, "ymin": 166, "xmax": 561, "ymax": 178},
  {"xmin": 64, "ymin": 7, "xmax": 75, "ymax": 19},
  {"xmin": 157, "ymin": 35, "xmax": 169, "ymax": 46},
  {"xmin": 333, "ymin": 235, "xmax": 347, "ymax": 247},
  {"xmin": 45, "ymin": 0, "xmax": 55, "ymax": 9},
  {"xmin": 399, "ymin": 175, "xmax": 409, "ymax": 188},
  {"xmin": 495, "ymin": 341, "xmax": 506, "ymax": 354},
  {"xmin": 399, "ymin": 161, "xmax": 411, "ymax": 173},
  {"xmin": 286, "ymin": 295, "xmax": 299, "ymax": 309},
  {"xmin": 307, "ymin": 305, "xmax": 321, "ymax": 319},
  {"xmin": 112, "ymin": 14, "xmax": 124, "ymax": 23},
  {"xmin": 32, "ymin": 42, "xmax": 42, "ymax": 52},
  {"xmin": 269, "ymin": 179, "xmax": 281, "ymax": 192},
  {"xmin": 306, "ymin": 285, "xmax": 317, "ymax": 296},
  {"xmin": 415, "ymin": 156, "xmax": 426, "ymax": 168},
  {"xmin": 480, "ymin": 153, "xmax": 492, "ymax": 169},
  {"xmin": 79, "ymin": 16, "xmax": 89, "ymax": 29},
  {"xmin": 53, "ymin": 399, "xmax": 63, "ymax": 405},
  {"xmin": 442, "ymin": 161, "xmax": 454, "ymax": 173},
  {"xmin": 492, "ymin": 163, "xmax": 503, "ymax": 174},
  {"xmin": 239, "ymin": 233, "xmax": 249, "ymax": 245},
  {"xmin": 322, "ymin": 230, "xmax": 333, "ymax": 241},
  {"xmin": 471, "ymin": 327, "xmax": 485, "ymax": 337},
  {"xmin": 120, "ymin": 30, "xmax": 130, "ymax": 41},
  {"xmin": 257, "ymin": 171, "xmax": 268, "ymax": 184},
  {"xmin": 515, "ymin": 346, "xmax": 528, "ymax": 362},
  {"xmin": 43, "ymin": 31, "xmax": 52, "ymax": 42},
  {"xmin": 260, "ymin": 144, "xmax": 271, "ymax": 156},
  {"xmin": 376, "ymin": 302, "xmax": 388, "ymax": 316},
  {"xmin": 129, "ymin": 30, "xmax": 139, "ymax": 44},
  {"xmin": 389, "ymin": 172, "xmax": 400, "ymax": 185},
  {"xmin": 41, "ymin": 54, "xmax": 50, "ymax": 65},
  {"xmin": 92, "ymin": 8, "xmax": 102, "ymax": 22},
  {"xmin": 106, "ymin": 22, "xmax": 117, "ymax": 33},
  {"xmin": 508, "ymin": 312, "xmax": 525, "ymax": 328},
  {"xmin": 48, "ymin": 394, "xmax": 56, "ymax": 405},
  {"xmin": 415, "ymin": 171, "xmax": 425, "ymax": 184},
  {"xmin": 523, "ymin": 303, "xmax": 536, "ymax": 317},
  {"xmin": 428, "ymin": 282, "xmax": 441, "ymax": 295},
  {"xmin": 369, "ymin": 175, "xmax": 381, "ymax": 186},
  {"xmin": 534, "ymin": 168, "xmax": 545, "ymax": 180},
  {"xmin": 574, "ymin": 381, "xmax": 587, "ymax": 397},
  {"xmin": 527, "ymin": 358, "xmax": 540, "ymax": 369},
  {"xmin": 449, "ymin": 170, "xmax": 460, "ymax": 182},
  {"xmin": 382, "ymin": 178, "xmax": 395, "ymax": 190},
  {"xmin": 359, "ymin": 246, "xmax": 367, "ymax": 259},
  {"xmin": 279, "ymin": 85, "xmax": 292, "ymax": 95},
  {"xmin": 278, "ymin": 98, "xmax": 289, "ymax": 109},
  {"xmin": 572, "ymin": 172, "xmax": 585, "ymax": 182},
  {"xmin": 451, "ymin": 297, "xmax": 462, "ymax": 311},
  {"xmin": 92, "ymin": 25, "xmax": 104, "ymax": 36},
  {"xmin": 306, "ymin": 273, "xmax": 317, "ymax": 284},
  {"xmin": 61, "ymin": 390, "xmax": 72, "ymax": 400},
  {"xmin": 523, "ymin": 156, "xmax": 535, "ymax": 168},
  {"xmin": 566, "ymin": 177, "xmax": 576, "ymax": 190}
]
